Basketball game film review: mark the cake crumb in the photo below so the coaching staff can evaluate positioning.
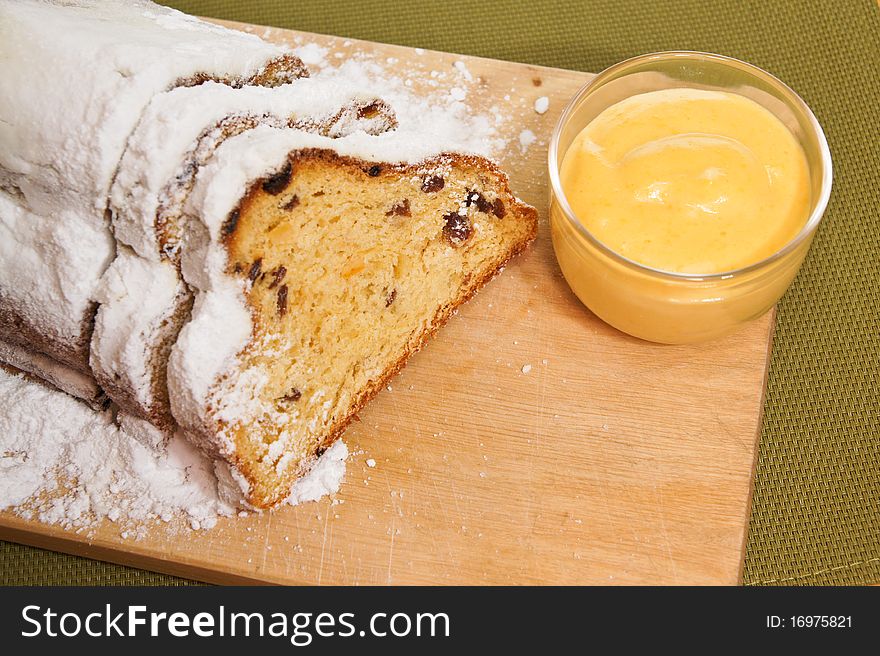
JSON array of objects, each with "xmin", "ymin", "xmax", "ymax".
[
  {"xmin": 521, "ymin": 364, "xmax": 532, "ymax": 374},
  {"xmin": 534, "ymin": 96, "xmax": 550, "ymax": 114},
  {"xmin": 453, "ymin": 60, "xmax": 474, "ymax": 81},
  {"xmin": 366, "ymin": 458, "xmax": 377, "ymax": 468}
]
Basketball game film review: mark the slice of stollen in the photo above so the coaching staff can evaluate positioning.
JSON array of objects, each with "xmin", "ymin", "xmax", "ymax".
[{"xmin": 169, "ymin": 124, "xmax": 537, "ymax": 508}]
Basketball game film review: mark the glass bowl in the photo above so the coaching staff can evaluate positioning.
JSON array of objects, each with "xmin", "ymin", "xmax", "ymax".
[{"xmin": 548, "ymin": 51, "xmax": 832, "ymax": 344}]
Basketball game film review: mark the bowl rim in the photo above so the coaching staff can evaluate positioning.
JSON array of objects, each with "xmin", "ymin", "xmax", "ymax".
[{"xmin": 547, "ymin": 50, "xmax": 833, "ymax": 281}]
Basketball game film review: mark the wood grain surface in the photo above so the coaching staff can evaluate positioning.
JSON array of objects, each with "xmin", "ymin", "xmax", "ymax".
[{"xmin": 0, "ymin": 21, "xmax": 775, "ymax": 585}]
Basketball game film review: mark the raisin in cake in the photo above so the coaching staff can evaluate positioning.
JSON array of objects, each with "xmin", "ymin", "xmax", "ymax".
[{"xmin": 169, "ymin": 124, "xmax": 537, "ymax": 507}]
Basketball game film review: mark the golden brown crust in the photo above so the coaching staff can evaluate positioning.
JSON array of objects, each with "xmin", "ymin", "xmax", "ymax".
[
  {"xmin": 175, "ymin": 53, "xmax": 309, "ymax": 90},
  {"xmin": 217, "ymin": 148, "xmax": 537, "ymax": 508},
  {"xmin": 248, "ymin": 54, "xmax": 310, "ymax": 87},
  {"xmin": 156, "ymin": 115, "xmax": 265, "ymax": 259}
]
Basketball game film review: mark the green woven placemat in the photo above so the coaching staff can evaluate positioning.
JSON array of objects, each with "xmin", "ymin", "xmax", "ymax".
[{"xmin": 2, "ymin": 0, "xmax": 877, "ymax": 587}]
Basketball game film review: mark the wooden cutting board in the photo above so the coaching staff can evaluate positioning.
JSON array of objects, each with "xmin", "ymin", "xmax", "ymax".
[{"xmin": 0, "ymin": 21, "xmax": 775, "ymax": 585}]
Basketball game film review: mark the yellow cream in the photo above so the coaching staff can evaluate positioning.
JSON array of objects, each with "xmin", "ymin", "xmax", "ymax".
[{"xmin": 560, "ymin": 88, "xmax": 810, "ymax": 274}]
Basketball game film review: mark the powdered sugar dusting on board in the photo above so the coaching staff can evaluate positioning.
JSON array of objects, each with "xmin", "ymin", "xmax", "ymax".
[{"xmin": 0, "ymin": 369, "xmax": 348, "ymax": 538}]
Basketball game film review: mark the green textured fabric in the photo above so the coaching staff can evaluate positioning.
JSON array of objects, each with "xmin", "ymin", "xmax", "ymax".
[
  {"xmin": 0, "ymin": 542, "xmax": 197, "ymax": 586},
  {"xmin": 2, "ymin": 0, "xmax": 877, "ymax": 586}
]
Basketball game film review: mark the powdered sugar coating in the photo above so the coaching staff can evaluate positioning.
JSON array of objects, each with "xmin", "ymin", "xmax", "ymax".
[
  {"xmin": 89, "ymin": 247, "xmax": 184, "ymax": 410},
  {"xmin": 0, "ymin": 369, "xmax": 234, "ymax": 529},
  {"xmin": 0, "ymin": 0, "xmax": 288, "ymax": 217},
  {"xmin": 0, "ymin": 2, "xmax": 519, "ymax": 515},
  {"xmin": 0, "ymin": 0, "xmax": 293, "ymax": 369},
  {"xmin": 0, "ymin": 190, "xmax": 114, "ymax": 366},
  {"xmin": 285, "ymin": 440, "xmax": 349, "ymax": 505}
]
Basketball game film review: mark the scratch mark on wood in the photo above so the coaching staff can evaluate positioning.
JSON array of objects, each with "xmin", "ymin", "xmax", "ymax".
[
  {"xmin": 655, "ymin": 485, "xmax": 681, "ymax": 583},
  {"xmin": 387, "ymin": 519, "xmax": 396, "ymax": 584},
  {"xmin": 317, "ymin": 508, "xmax": 330, "ymax": 585},
  {"xmin": 259, "ymin": 514, "xmax": 272, "ymax": 572}
]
